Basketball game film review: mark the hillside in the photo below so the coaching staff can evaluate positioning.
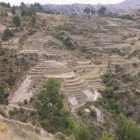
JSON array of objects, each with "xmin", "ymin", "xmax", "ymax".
[
  {"xmin": 118, "ymin": 0, "xmax": 140, "ymax": 6},
  {"xmin": 42, "ymin": 1, "xmax": 140, "ymax": 14},
  {"xmin": 0, "ymin": 3, "xmax": 140, "ymax": 140}
]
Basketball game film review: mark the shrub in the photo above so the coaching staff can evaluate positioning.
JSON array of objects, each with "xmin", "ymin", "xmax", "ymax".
[
  {"xmin": 125, "ymin": 110, "xmax": 134, "ymax": 117},
  {"xmin": 104, "ymin": 88, "xmax": 114, "ymax": 98},
  {"xmin": 135, "ymin": 91, "xmax": 140, "ymax": 95},
  {"xmin": 132, "ymin": 63, "xmax": 138, "ymax": 67},
  {"xmin": 131, "ymin": 42, "xmax": 135, "ymax": 45},
  {"xmin": 24, "ymin": 99, "xmax": 27, "ymax": 105},
  {"xmin": 19, "ymin": 108, "xmax": 24, "ymax": 114},
  {"xmin": 75, "ymin": 124, "xmax": 91, "ymax": 140},
  {"xmin": 114, "ymin": 85, "xmax": 119, "ymax": 91},
  {"xmin": 90, "ymin": 109, "xmax": 96, "ymax": 117},
  {"xmin": 55, "ymin": 132, "xmax": 66, "ymax": 140},
  {"xmin": 81, "ymin": 46, "xmax": 87, "ymax": 53},
  {"xmin": 9, "ymin": 110, "xmax": 14, "ymax": 116},
  {"xmin": 2, "ymin": 28, "xmax": 14, "ymax": 41},
  {"xmin": 18, "ymin": 114, "xmax": 28, "ymax": 122},
  {"xmin": 116, "ymin": 113, "xmax": 140, "ymax": 140},
  {"xmin": 106, "ymin": 80, "xmax": 113, "ymax": 87},
  {"xmin": 2, "ymin": 58, "xmax": 7, "ymax": 62},
  {"xmin": 77, "ymin": 109, "xmax": 82, "ymax": 116}
]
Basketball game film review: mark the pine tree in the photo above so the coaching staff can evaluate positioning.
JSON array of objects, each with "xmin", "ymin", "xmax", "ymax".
[
  {"xmin": 13, "ymin": 14, "xmax": 20, "ymax": 27},
  {"xmin": 12, "ymin": 6, "xmax": 16, "ymax": 15},
  {"xmin": 29, "ymin": 14, "xmax": 36, "ymax": 27}
]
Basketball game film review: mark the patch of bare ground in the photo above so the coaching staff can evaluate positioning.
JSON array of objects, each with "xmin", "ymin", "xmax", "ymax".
[{"xmin": 0, "ymin": 115, "xmax": 54, "ymax": 140}]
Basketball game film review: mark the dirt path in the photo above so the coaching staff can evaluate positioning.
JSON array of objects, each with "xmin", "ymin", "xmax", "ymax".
[
  {"xmin": 10, "ymin": 76, "xmax": 33, "ymax": 103},
  {"xmin": 6, "ymin": 104, "xmax": 34, "ymax": 113},
  {"xmin": 93, "ymin": 91, "xmax": 101, "ymax": 101},
  {"xmin": 91, "ymin": 105, "xmax": 104, "ymax": 123}
]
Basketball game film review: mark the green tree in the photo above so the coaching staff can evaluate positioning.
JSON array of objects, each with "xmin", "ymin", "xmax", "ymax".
[
  {"xmin": 7, "ymin": 2, "xmax": 11, "ymax": 8},
  {"xmin": 21, "ymin": 9, "xmax": 27, "ymax": 17},
  {"xmin": 98, "ymin": 6, "xmax": 107, "ymax": 15},
  {"xmin": 76, "ymin": 124, "xmax": 91, "ymax": 140},
  {"xmin": 29, "ymin": 14, "xmax": 36, "ymax": 27},
  {"xmin": 2, "ymin": 28, "xmax": 14, "ymax": 41},
  {"xmin": 13, "ymin": 14, "xmax": 20, "ymax": 27},
  {"xmin": 12, "ymin": 6, "xmax": 16, "ymax": 15},
  {"xmin": 84, "ymin": 7, "xmax": 91, "ymax": 14},
  {"xmin": 91, "ymin": 9, "xmax": 95, "ymax": 15},
  {"xmin": 101, "ymin": 131, "xmax": 114, "ymax": 140},
  {"xmin": 34, "ymin": 78, "xmax": 65, "ymax": 132},
  {"xmin": 116, "ymin": 113, "xmax": 140, "ymax": 140}
]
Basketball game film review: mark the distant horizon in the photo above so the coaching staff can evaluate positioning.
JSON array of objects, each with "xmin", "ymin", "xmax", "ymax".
[{"xmin": 1, "ymin": 0, "xmax": 125, "ymax": 6}]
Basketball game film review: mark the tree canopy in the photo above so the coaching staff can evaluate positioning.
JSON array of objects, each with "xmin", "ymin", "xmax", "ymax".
[
  {"xmin": 84, "ymin": 7, "xmax": 91, "ymax": 14},
  {"xmin": 116, "ymin": 113, "xmax": 140, "ymax": 140},
  {"xmin": 34, "ymin": 78, "xmax": 66, "ymax": 132},
  {"xmin": 98, "ymin": 6, "xmax": 107, "ymax": 15},
  {"xmin": 2, "ymin": 28, "xmax": 14, "ymax": 41},
  {"xmin": 13, "ymin": 14, "xmax": 20, "ymax": 27}
]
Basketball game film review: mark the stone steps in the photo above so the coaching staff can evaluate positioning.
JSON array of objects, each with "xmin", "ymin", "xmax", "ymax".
[
  {"xmin": 64, "ymin": 80, "xmax": 83, "ymax": 86},
  {"xmin": 64, "ymin": 77, "xmax": 80, "ymax": 83},
  {"xmin": 67, "ymin": 93, "xmax": 85, "ymax": 98},
  {"xmin": 64, "ymin": 84, "xmax": 84, "ymax": 90}
]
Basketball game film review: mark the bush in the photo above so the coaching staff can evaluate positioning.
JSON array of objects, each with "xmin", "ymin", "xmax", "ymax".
[
  {"xmin": 77, "ymin": 109, "xmax": 82, "ymax": 116},
  {"xmin": 2, "ymin": 58, "xmax": 7, "ymax": 62},
  {"xmin": 104, "ymin": 88, "xmax": 114, "ymax": 98},
  {"xmin": 0, "ymin": 49, "xmax": 5, "ymax": 55},
  {"xmin": 55, "ymin": 132, "xmax": 66, "ymax": 140},
  {"xmin": 116, "ymin": 113, "xmax": 140, "ymax": 140},
  {"xmin": 13, "ymin": 14, "xmax": 20, "ymax": 27},
  {"xmin": 18, "ymin": 114, "xmax": 28, "ymax": 122},
  {"xmin": 125, "ymin": 110, "xmax": 134, "ymax": 117},
  {"xmin": 106, "ymin": 80, "xmax": 113, "ymax": 87},
  {"xmin": 135, "ymin": 91, "xmax": 140, "ymax": 95},
  {"xmin": 90, "ymin": 109, "xmax": 96, "ymax": 117},
  {"xmin": 114, "ymin": 85, "xmax": 119, "ymax": 91},
  {"xmin": 2, "ymin": 28, "xmax": 14, "ymax": 41},
  {"xmin": 81, "ymin": 46, "xmax": 87, "ymax": 53},
  {"xmin": 24, "ymin": 99, "xmax": 28, "ymax": 105},
  {"xmin": 131, "ymin": 42, "xmax": 135, "ymax": 45},
  {"xmin": 19, "ymin": 108, "xmax": 24, "ymax": 114},
  {"xmin": 75, "ymin": 124, "xmax": 91, "ymax": 140},
  {"xmin": 132, "ymin": 63, "xmax": 138, "ymax": 67},
  {"xmin": 9, "ymin": 110, "xmax": 14, "ymax": 116}
]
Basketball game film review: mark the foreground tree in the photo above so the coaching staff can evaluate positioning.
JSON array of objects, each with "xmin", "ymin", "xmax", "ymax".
[
  {"xmin": 2, "ymin": 28, "xmax": 14, "ymax": 41},
  {"xmin": 76, "ymin": 124, "xmax": 91, "ymax": 140},
  {"xmin": 116, "ymin": 113, "xmax": 140, "ymax": 140},
  {"xmin": 34, "ymin": 78, "xmax": 65, "ymax": 132},
  {"xmin": 13, "ymin": 14, "xmax": 20, "ymax": 27}
]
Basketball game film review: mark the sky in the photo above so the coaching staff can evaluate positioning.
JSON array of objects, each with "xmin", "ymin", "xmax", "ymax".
[{"xmin": 2, "ymin": 0, "xmax": 125, "ymax": 6}]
